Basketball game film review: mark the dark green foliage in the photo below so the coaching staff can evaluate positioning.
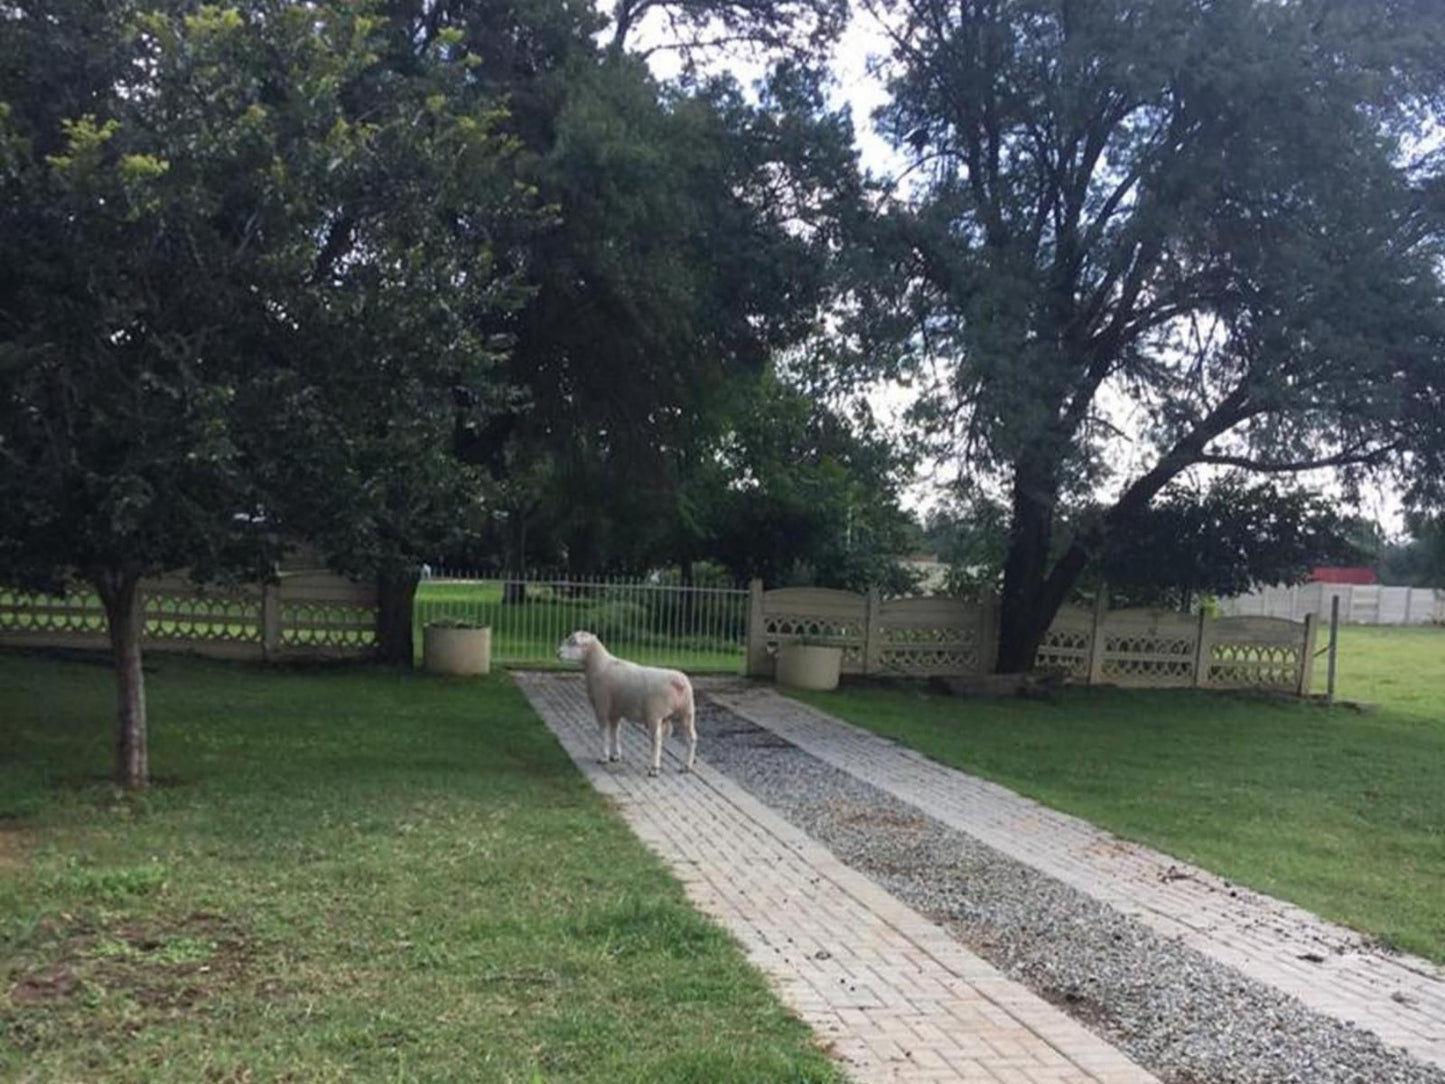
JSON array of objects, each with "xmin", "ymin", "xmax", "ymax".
[
  {"xmin": 433, "ymin": 3, "xmax": 880, "ymax": 582},
  {"xmin": 0, "ymin": 0, "xmax": 532, "ymax": 772},
  {"xmin": 1093, "ymin": 478, "xmax": 1362, "ymax": 609},
  {"xmin": 701, "ymin": 377, "xmax": 919, "ymax": 592},
  {"xmin": 1373, "ymin": 514, "xmax": 1445, "ymax": 588},
  {"xmin": 858, "ymin": 0, "xmax": 1445, "ymax": 668}
]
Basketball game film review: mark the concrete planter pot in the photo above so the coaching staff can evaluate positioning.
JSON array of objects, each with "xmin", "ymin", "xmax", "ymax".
[
  {"xmin": 775, "ymin": 642, "xmax": 843, "ymax": 691},
  {"xmin": 423, "ymin": 624, "xmax": 492, "ymax": 676}
]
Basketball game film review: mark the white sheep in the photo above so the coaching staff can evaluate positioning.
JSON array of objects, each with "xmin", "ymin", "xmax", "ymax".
[{"xmin": 556, "ymin": 631, "xmax": 697, "ymax": 776}]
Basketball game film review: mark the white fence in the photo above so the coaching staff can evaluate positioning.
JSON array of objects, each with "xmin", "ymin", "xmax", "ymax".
[
  {"xmin": 748, "ymin": 584, "xmax": 1320, "ymax": 693},
  {"xmin": 1221, "ymin": 583, "xmax": 1445, "ymax": 625},
  {"xmin": 416, "ymin": 574, "xmax": 749, "ymax": 670}
]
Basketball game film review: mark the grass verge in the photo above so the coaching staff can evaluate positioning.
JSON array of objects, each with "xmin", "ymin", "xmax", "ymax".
[{"xmin": 0, "ymin": 652, "xmax": 838, "ymax": 1083}]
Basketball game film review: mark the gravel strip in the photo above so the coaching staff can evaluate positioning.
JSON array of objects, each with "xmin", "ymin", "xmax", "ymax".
[{"xmin": 693, "ymin": 697, "xmax": 1445, "ymax": 1084}]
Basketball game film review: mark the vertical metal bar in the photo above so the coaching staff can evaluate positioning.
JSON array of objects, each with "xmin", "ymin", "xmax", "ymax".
[
  {"xmin": 630, "ymin": 575, "xmax": 639, "ymax": 663},
  {"xmin": 1327, "ymin": 594, "xmax": 1340, "ymax": 704}
]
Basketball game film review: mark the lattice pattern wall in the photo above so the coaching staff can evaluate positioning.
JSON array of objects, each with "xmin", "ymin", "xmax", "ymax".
[
  {"xmin": 758, "ymin": 588, "xmax": 869, "ymax": 673},
  {"xmin": 750, "ymin": 588, "xmax": 994, "ymax": 679},
  {"xmin": 1036, "ymin": 610, "xmax": 1092, "ymax": 679},
  {"xmin": 1097, "ymin": 610, "xmax": 1199, "ymax": 687},
  {"xmin": 0, "ymin": 590, "xmax": 107, "ymax": 640},
  {"xmin": 144, "ymin": 592, "xmax": 262, "ymax": 647},
  {"xmin": 280, "ymin": 601, "xmax": 377, "ymax": 650},
  {"xmin": 876, "ymin": 598, "xmax": 987, "ymax": 676},
  {"xmin": 748, "ymin": 585, "xmax": 1316, "ymax": 693},
  {"xmin": 1205, "ymin": 617, "xmax": 1307, "ymax": 689},
  {"xmin": 0, "ymin": 571, "xmax": 377, "ymax": 661}
]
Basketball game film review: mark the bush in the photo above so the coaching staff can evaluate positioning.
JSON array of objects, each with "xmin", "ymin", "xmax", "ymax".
[{"xmin": 581, "ymin": 600, "xmax": 656, "ymax": 645}]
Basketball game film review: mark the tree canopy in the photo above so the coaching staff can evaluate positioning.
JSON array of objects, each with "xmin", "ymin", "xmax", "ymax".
[
  {"xmin": 1093, "ymin": 477, "xmax": 1362, "ymax": 609},
  {"xmin": 425, "ymin": 0, "xmax": 872, "ymax": 583},
  {"xmin": 858, "ymin": 0, "xmax": 1445, "ymax": 668},
  {"xmin": 0, "ymin": 0, "xmax": 530, "ymax": 780},
  {"xmin": 1365, "ymin": 514, "xmax": 1445, "ymax": 588}
]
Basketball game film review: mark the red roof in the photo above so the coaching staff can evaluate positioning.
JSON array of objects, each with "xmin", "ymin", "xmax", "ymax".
[{"xmin": 1310, "ymin": 567, "xmax": 1377, "ymax": 585}]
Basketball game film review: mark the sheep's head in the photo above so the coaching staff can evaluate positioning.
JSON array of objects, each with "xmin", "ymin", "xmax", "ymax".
[{"xmin": 557, "ymin": 630, "xmax": 598, "ymax": 663}]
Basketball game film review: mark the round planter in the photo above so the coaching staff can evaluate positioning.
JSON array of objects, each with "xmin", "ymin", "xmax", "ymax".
[
  {"xmin": 423, "ymin": 625, "xmax": 492, "ymax": 676},
  {"xmin": 775, "ymin": 642, "xmax": 843, "ymax": 691}
]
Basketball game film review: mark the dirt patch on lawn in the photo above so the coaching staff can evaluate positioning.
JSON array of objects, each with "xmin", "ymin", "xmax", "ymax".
[{"xmin": 5, "ymin": 910, "xmax": 258, "ymax": 1035}]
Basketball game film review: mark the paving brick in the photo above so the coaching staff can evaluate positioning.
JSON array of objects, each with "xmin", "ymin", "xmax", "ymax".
[
  {"xmin": 710, "ymin": 682, "xmax": 1445, "ymax": 1074},
  {"xmin": 517, "ymin": 673, "xmax": 1158, "ymax": 1084}
]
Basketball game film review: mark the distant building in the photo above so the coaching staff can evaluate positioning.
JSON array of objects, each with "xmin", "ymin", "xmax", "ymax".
[{"xmin": 1310, "ymin": 567, "xmax": 1377, "ymax": 585}]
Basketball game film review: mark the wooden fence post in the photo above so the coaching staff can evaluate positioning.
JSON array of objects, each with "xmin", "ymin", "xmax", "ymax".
[
  {"xmin": 863, "ymin": 585, "xmax": 882, "ymax": 676},
  {"xmin": 1192, "ymin": 609, "xmax": 1213, "ymax": 688},
  {"xmin": 1326, "ymin": 596, "xmax": 1341, "ymax": 702},
  {"xmin": 1086, "ymin": 588, "xmax": 1109, "ymax": 686},
  {"xmin": 1298, "ymin": 612, "xmax": 1319, "ymax": 697},
  {"xmin": 261, "ymin": 582, "xmax": 281, "ymax": 662},
  {"xmin": 745, "ymin": 579, "xmax": 769, "ymax": 677}
]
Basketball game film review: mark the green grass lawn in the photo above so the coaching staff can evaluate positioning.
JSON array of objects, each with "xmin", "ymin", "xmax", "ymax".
[
  {"xmin": 414, "ymin": 581, "xmax": 747, "ymax": 673},
  {"xmin": 1332, "ymin": 625, "xmax": 1445, "ymax": 715},
  {"xmin": 0, "ymin": 653, "xmax": 839, "ymax": 1083},
  {"xmin": 788, "ymin": 625, "xmax": 1445, "ymax": 963}
]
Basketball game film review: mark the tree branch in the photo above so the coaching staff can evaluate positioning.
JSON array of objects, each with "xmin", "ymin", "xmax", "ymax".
[
  {"xmin": 309, "ymin": 212, "xmax": 360, "ymax": 286},
  {"xmin": 1196, "ymin": 444, "xmax": 1397, "ymax": 473},
  {"xmin": 1032, "ymin": 383, "xmax": 1258, "ymax": 621}
]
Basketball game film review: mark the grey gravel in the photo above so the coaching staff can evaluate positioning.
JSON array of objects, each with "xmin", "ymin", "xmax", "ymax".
[{"xmin": 693, "ymin": 697, "xmax": 1445, "ymax": 1084}]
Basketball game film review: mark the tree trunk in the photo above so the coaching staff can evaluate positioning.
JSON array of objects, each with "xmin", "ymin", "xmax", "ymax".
[
  {"xmin": 503, "ymin": 512, "xmax": 528, "ymax": 604},
  {"xmin": 679, "ymin": 555, "xmax": 696, "ymax": 626},
  {"xmin": 94, "ymin": 568, "xmax": 148, "ymax": 790},
  {"xmin": 995, "ymin": 467, "xmax": 1058, "ymax": 673},
  {"xmin": 993, "ymin": 405, "xmax": 1239, "ymax": 672},
  {"xmin": 376, "ymin": 568, "xmax": 420, "ymax": 667}
]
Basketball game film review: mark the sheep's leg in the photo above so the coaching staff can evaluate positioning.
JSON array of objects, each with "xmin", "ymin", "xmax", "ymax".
[
  {"xmin": 608, "ymin": 719, "xmax": 622, "ymax": 762},
  {"xmin": 648, "ymin": 718, "xmax": 664, "ymax": 777},
  {"xmin": 595, "ymin": 707, "xmax": 612, "ymax": 764},
  {"xmin": 679, "ymin": 704, "xmax": 697, "ymax": 774}
]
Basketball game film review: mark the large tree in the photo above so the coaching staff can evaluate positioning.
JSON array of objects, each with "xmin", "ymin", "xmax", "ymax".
[
  {"xmin": 224, "ymin": 6, "xmax": 535, "ymax": 662},
  {"xmin": 0, "ymin": 0, "xmax": 527, "ymax": 782},
  {"xmin": 861, "ymin": 0, "xmax": 1445, "ymax": 670},
  {"xmin": 422, "ymin": 0, "xmax": 866, "ymax": 581}
]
